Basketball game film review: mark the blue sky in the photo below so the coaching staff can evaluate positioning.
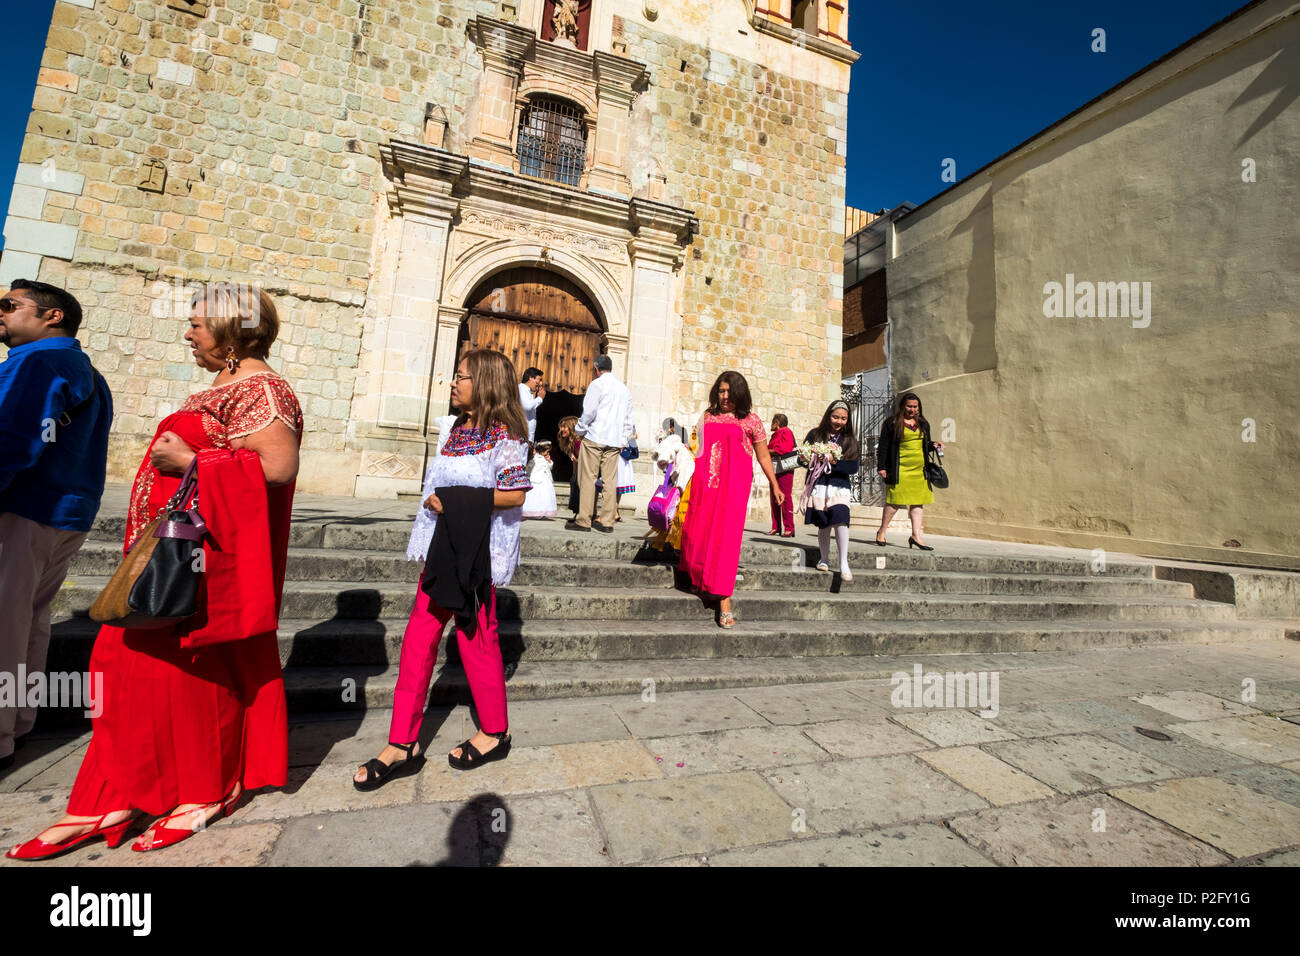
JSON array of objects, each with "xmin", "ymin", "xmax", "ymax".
[{"xmin": 0, "ymin": 0, "xmax": 1249, "ymax": 248}]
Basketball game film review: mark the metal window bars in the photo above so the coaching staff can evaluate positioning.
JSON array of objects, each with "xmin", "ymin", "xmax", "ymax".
[{"xmin": 517, "ymin": 97, "xmax": 587, "ymax": 187}]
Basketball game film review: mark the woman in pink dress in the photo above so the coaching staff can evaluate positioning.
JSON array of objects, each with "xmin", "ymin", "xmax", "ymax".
[
  {"xmin": 7, "ymin": 284, "xmax": 302, "ymax": 860},
  {"xmin": 678, "ymin": 371, "xmax": 784, "ymax": 628}
]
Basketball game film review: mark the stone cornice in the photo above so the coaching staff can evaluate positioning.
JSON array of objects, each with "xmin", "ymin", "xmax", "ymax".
[
  {"xmin": 470, "ymin": 16, "xmax": 537, "ymax": 68},
  {"xmin": 751, "ymin": 15, "xmax": 860, "ymax": 65},
  {"xmin": 593, "ymin": 51, "xmax": 649, "ymax": 99},
  {"xmin": 380, "ymin": 139, "xmax": 697, "ymax": 264},
  {"xmin": 379, "ymin": 142, "xmax": 468, "ymax": 222}
]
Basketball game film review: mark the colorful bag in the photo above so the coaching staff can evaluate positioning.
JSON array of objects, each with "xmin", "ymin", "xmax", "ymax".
[{"xmin": 647, "ymin": 463, "xmax": 682, "ymax": 532}]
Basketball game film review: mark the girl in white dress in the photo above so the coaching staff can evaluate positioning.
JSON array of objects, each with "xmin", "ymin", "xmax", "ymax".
[{"xmin": 523, "ymin": 441, "xmax": 558, "ymax": 519}]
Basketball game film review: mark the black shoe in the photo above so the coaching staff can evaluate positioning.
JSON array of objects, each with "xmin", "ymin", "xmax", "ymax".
[
  {"xmin": 908, "ymin": 536, "xmax": 934, "ymax": 551},
  {"xmin": 565, "ymin": 520, "xmax": 591, "ymax": 532},
  {"xmin": 14, "ymin": 732, "xmax": 28, "ymax": 751},
  {"xmin": 354, "ymin": 741, "xmax": 425, "ymax": 792},
  {"xmin": 875, "ymin": 537, "xmax": 887, "ymax": 547},
  {"xmin": 591, "ymin": 521, "xmax": 614, "ymax": 534},
  {"xmin": 448, "ymin": 732, "xmax": 511, "ymax": 771}
]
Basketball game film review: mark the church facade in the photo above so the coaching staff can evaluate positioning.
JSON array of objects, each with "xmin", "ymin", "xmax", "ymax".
[{"xmin": 2, "ymin": 0, "xmax": 856, "ymax": 500}]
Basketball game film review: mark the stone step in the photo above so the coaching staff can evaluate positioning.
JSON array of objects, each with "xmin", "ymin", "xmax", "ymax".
[
  {"xmin": 45, "ymin": 616, "xmax": 1281, "ymax": 672},
  {"xmin": 64, "ymin": 543, "xmax": 1189, "ymax": 599},
  {"xmin": 76, "ymin": 528, "xmax": 1160, "ymax": 579},
  {"xmin": 277, "ymin": 631, "xmax": 1282, "ymax": 710},
  {"xmin": 53, "ymin": 576, "xmax": 1237, "ymax": 626}
]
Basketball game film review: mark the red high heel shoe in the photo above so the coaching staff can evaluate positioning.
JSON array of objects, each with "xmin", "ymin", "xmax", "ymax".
[
  {"xmin": 131, "ymin": 784, "xmax": 242, "ymax": 853},
  {"xmin": 6, "ymin": 812, "xmax": 135, "ymax": 861}
]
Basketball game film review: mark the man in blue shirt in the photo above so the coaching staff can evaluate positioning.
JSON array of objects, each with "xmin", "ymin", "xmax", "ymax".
[{"xmin": 0, "ymin": 279, "xmax": 112, "ymax": 772}]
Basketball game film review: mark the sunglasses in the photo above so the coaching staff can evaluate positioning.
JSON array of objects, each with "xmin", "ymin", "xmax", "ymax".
[{"xmin": 0, "ymin": 297, "xmax": 28, "ymax": 314}]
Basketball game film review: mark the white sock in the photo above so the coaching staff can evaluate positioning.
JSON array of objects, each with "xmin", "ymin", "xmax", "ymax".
[
  {"xmin": 817, "ymin": 528, "xmax": 831, "ymax": 566},
  {"xmin": 835, "ymin": 525, "xmax": 851, "ymax": 574}
]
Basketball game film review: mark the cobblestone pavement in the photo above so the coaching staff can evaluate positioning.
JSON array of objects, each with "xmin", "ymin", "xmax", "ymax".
[{"xmin": 4, "ymin": 639, "xmax": 1299, "ymax": 866}]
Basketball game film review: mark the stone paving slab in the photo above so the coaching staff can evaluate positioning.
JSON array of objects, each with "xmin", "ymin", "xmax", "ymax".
[
  {"xmin": 1246, "ymin": 681, "xmax": 1300, "ymax": 713},
  {"xmin": 916, "ymin": 747, "xmax": 1057, "ymax": 806},
  {"xmin": 1130, "ymin": 691, "xmax": 1258, "ymax": 722},
  {"xmin": 609, "ymin": 689, "xmax": 769, "ymax": 738},
  {"xmin": 762, "ymin": 754, "xmax": 988, "ymax": 833},
  {"xmin": 237, "ymin": 764, "xmax": 418, "ymax": 823},
  {"xmin": 416, "ymin": 739, "xmax": 662, "ymax": 803},
  {"xmin": 500, "ymin": 698, "xmax": 632, "ymax": 747},
  {"xmin": 699, "ymin": 824, "xmax": 995, "ymax": 866},
  {"xmin": 1213, "ymin": 764, "xmax": 1300, "ymax": 809},
  {"xmin": 732, "ymin": 684, "xmax": 890, "ymax": 725},
  {"xmin": 892, "ymin": 709, "xmax": 1019, "ymax": 747},
  {"xmin": 948, "ymin": 794, "xmax": 1229, "ymax": 866},
  {"xmin": 1171, "ymin": 715, "xmax": 1300, "ymax": 763},
  {"xmin": 0, "ymin": 735, "xmax": 89, "ymax": 794},
  {"xmin": 985, "ymin": 734, "xmax": 1177, "ymax": 794},
  {"xmin": 801, "ymin": 717, "xmax": 934, "ymax": 758},
  {"xmin": 589, "ymin": 770, "xmax": 796, "ymax": 864},
  {"xmin": 641, "ymin": 725, "xmax": 829, "ymax": 776},
  {"xmin": 269, "ymin": 802, "xmax": 477, "ymax": 866},
  {"xmin": 78, "ymin": 822, "xmax": 283, "ymax": 867},
  {"xmin": 990, "ymin": 699, "xmax": 1162, "ymax": 739},
  {"xmin": 1097, "ymin": 726, "xmax": 1255, "ymax": 775},
  {"xmin": 1110, "ymin": 777, "xmax": 1300, "ymax": 859},
  {"xmin": 479, "ymin": 790, "xmax": 612, "ymax": 866}
]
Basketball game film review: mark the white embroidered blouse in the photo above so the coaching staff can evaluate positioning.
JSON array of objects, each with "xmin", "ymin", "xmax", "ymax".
[{"xmin": 405, "ymin": 414, "xmax": 532, "ymax": 586}]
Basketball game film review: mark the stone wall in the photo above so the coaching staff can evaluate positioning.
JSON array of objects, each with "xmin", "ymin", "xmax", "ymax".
[
  {"xmin": 4, "ymin": 0, "xmax": 854, "ymax": 499},
  {"xmin": 885, "ymin": 0, "xmax": 1300, "ymax": 566}
]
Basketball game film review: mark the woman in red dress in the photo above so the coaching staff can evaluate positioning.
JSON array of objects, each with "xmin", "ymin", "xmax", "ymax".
[{"xmin": 7, "ymin": 284, "xmax": 303, "ymax": 859}]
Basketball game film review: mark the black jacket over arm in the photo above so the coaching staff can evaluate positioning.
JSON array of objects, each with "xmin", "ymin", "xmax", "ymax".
[
  {"xmin": 421, "ymin": 485, "xmax": 495, "ymax": 633},
  {"xmin": 876, "ymin": 420, "xmax": 935, "ymax": 486}
]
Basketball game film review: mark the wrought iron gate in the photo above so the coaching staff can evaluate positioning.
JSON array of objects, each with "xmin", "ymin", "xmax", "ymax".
[{"xmin": 840, "ymin": 374, "xmax": 892, "ymax": 505}]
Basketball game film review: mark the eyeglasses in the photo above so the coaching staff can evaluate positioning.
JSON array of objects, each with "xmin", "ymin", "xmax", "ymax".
[
  {"xmin": 453, "ymin": 374, "xmax": 472, "ymax": 383},
  {"xmin": 0, "ymin": 297, "xmax": 28, "ymax": 314}
]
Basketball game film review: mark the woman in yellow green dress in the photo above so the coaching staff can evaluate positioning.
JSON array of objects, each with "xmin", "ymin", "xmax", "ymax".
[{"xmin": 875, "ymin": 392, "xmax": 945, "ymax": 550}]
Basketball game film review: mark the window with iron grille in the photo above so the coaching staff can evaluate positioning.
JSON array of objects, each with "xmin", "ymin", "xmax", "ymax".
[{"xmin": 517, "ymin": 97, "xmax": 587, "ymax": 186}]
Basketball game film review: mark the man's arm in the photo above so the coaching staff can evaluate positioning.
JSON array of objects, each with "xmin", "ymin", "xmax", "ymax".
[
  {"xmin": 0, "ymin": 357, "xmax": 67, "ymax": 495},
  {"xmin": 518, "ymin": 383, "xmax": 543, "ymax": 413},
  {"xmin": 574, "ymin": 376, "xmax": 601, "ymax": 436}
]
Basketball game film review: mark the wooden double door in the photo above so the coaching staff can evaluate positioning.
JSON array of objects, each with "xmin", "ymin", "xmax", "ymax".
[{"xmin": 457, "ymin": 267, "xmax": 606, "ymax": 479}]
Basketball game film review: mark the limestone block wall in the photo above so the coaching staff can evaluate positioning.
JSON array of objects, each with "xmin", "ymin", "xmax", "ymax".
[
  {"xmin": 2, "ymin": 0, "xmax": 500, "ymax": 491},
  {"xmin": 616, "ymin": 0, "xmax": 851, "ymax": 449},
  {"xmin": 4, "ymin": 0, "xmax": 854, "ymax": 503},
  {"xmin": 886, "ymin": 1, "xmax": 1300, "ymax": 566}
]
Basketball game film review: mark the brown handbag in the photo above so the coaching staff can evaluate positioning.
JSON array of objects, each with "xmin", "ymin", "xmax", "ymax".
[{"xmin": 89, "ymin": 459, "xmax": 207, "ymax": 629}]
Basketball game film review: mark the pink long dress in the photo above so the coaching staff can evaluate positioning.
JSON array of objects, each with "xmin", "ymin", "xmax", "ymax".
[{"xmin": 678, "ymin": 413, "xmax": 764, "ymax": 598}]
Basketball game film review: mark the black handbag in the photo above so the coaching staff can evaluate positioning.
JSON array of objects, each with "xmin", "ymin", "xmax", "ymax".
[
  {"xmin": 89, "ymin": 458, "xmax": 208, "ymax": 628},
  {"xmin": 924, "ymin": 451, "xmax": 949, "ymax": 490}
]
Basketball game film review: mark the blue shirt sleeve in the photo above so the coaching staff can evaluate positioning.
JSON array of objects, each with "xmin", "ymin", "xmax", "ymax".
[{"xmin": 0, "ymin": 353, "xmax": 72, "ymax": 495}]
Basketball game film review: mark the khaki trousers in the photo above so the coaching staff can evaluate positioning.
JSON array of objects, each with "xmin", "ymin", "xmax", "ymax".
[
  {"xmin": 576, "ymin": 440, "xmax": 621, "ymax": 528},
  {"xmin": 0, "ymin": 512, "xmax": 88, "ymax": 758}
]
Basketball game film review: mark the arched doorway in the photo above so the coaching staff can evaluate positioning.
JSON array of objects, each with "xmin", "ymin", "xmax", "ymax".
[{"xmin": 458, "ymin": 267, "xmax": 605, "ymax": 482}]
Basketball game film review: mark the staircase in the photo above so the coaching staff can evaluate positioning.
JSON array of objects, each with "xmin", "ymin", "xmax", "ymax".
[{"xmin": 46, "ymin": 503, "xmax": 1290, "ymax": 718}]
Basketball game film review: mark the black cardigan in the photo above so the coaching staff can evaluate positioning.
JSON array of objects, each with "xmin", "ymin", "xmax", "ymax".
[{"xmin": 876, "ymin": 420, "xmax": 936, "ymax": 486}]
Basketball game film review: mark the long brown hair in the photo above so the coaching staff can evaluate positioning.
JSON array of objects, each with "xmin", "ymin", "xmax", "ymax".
[
  {"xmin": 458, "ymin": 348, "xmax": 529, "ymax": 443},
  {"xmin": 555, "ymin": 415, "xmax": 579, "ymax": 457},
  {"xmin": 707, "ymin": 370, "xmax": 753, "ymax": 419},
  {"xmin": 888, "ymin": 391, "xmax": 930, "ymax": 442}
]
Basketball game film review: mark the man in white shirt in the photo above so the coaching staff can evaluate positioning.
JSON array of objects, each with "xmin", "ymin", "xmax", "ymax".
[
  {"xmin": 567, "ymin": 355, "xmax": 634, "ymax": 533},
  {"xmin": 518, "ymin": 366, "xmax": 545, "ymax": 442}
]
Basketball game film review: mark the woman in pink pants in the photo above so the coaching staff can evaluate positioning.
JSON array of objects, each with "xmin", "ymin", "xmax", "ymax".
[
  {"xmin": 353, "ymin": 349, "xmax": 531, "ymax": 789},
  {"xmin": 767, "ymin": 413, "xmax": 797, "ymax": 536}
]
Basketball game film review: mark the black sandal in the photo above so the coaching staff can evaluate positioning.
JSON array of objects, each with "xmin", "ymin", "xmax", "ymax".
[
  {"xmin": 353, "ymin": 741, "xmax": 425, "ymax": 792},
  {"xmin": 447, "ymin": 731, "xmax": 511, "ymax": 771}
]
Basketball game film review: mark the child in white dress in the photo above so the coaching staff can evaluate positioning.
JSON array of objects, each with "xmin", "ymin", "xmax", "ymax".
[{"xmin": 523, "ymin": 441, "xmax": 558, "ymax": 519}]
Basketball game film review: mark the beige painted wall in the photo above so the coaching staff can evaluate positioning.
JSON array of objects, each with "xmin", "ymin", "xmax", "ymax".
[{"xmin": 887, "ymin": 1, "xmax": 1300, "ymax": 568}]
